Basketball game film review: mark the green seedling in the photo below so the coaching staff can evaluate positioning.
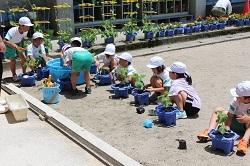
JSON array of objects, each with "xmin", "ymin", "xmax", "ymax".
[{"xmin": 215, "ymin": 110, "xmax": 228, "ymax": 135}]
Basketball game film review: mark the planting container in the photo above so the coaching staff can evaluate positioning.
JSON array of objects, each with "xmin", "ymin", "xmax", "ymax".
[
  {"xmin": 131, "ymin": 88, "xmax": 151, "ymax": 105},
  {"xmin": 155, "ymin": 105, "xmax": 179, "ymax": 126},
  {"xmin": 111, "ymin": 83, "xmax": 131, "ymax": 98},
  {"xmin": 57, "ymin": 78, "xmax": 73, "ymax": 92},
  {"xmin": 208, "ymin": 129, "xmax": 239, "ymax": 154},
  {"xmin": 97, "ymin": 74, "xmax": 111, "ymax": 85},
  {"xmin": 5, "ymin": 94, "xmax": 30, "ymax": 121},
  {"xmin": 18, "ymin": 72, "xmax": 37, "ymax": 86}
]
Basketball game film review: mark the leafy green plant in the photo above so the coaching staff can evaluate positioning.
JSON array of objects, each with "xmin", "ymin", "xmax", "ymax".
[
  {"xmin": 132, "ymin": 74, "xmax": 145, "ymax": 89},
  {"xmin": 24, "ymin": 59, "xmax": 39, "ymax": 68},
  {"xmin": 100, "ymin": 66, "xmax": 110, "ymax": 74},
  {"xmin": 157, "ymin": 91, "xmax": 172, "ymax": 108},
  {"xmin": 186, "ymin": 23, "xmax": 194, "ymax": 28},
  {"xmin": 141, "ymin": 14, "xmax": 156, "ymax": 33},
  {"xmin": 215, "ymin": 110, "xmax": 228, "ymax": 135},
  {"xmin": 43, "ymin": 36, "xmax": 52, "ymax": 50},
  {"xmin": 23, "ymin": 37, "xmax": 32, "ymax": 48},
  {"xmin": 174, "ymin": 22, "xmax": 183, "ymax": 28},
  {"xmin": 79, "ymin": 28, "xmax": 101, "ymax": 46},
  {"xmin": 117, "ymin": 68, "xmax": 129, "ymax": 84},
  {"xmin": 155, "ymin": 23, "xmax": 166, "ymax": 34},
  {"xmin": 101, "ymin": 19, "xmax": 117, "ymax": 39}
]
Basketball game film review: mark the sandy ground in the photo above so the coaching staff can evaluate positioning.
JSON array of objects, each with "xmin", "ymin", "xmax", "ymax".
[{"xmin": 3, "ymin": 37, "xmax": 250, "ymax": 166}]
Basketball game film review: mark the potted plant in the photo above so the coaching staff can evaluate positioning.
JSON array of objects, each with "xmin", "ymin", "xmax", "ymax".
[
  {"xmin": 155, "ymin": 23, "xmax": 166, "ymax": 37},
  {"xmin": 234, "ymin": 14, "xmax": 245, "ymax": 26},
  {"xmin": 184, "ymin": 23, "xmax": 193, "ymax": 34},
  {"xmin": 226, "ymin": 14, "xmax": 235, "ymax": 26},
  {"xmin": 131, "ymin": 74, "xmax": 151, "ymax": 105},
  {"xmin": 121, "ymin": 3, "xmax": 140, "ymax": 42},
  {"xmin": 165, "ymin": 23, "xmax": 174, "ymax": 37},
  {"xmin": 141, "ymin": 14, "xmax": 156, "ymax": 40},
  {"xmin": 200, "ymin": 20, "xmax": 209, "ymax": 32},
  {"xmin": 244, "ymin": 12, "xmax": 250, "ymax": 25},
  {"xmin": 19, "ymin": 59, "xmax": 38, "ymax": 86},
  {"xmin": 174, "ymin": 22, "xmax": 183, "ymax": 35},
  {"xmin": 101, "ymin": 11, "xmax": 118, "ymax": 44},
  {"xmin": 97, "ymin": 66, "xmax": 112, "ymax": 85},
  {"xmin": 208, "ymin": 110, "xmax": 240, "ymax": 154},
  {"xmin": 155, "ymin": 91, "xmax": 179, "ymax": 126},
  {"xmin": 217, "ymin": 17, "xmax": 227, "ymax": 29},
  {"xmin": 79, "ymin": 28, "xmax": 101, "ymax": 48},
  {"xmin": 192, "ymin": 21, "xmax": 201, "ymax": 33},
  {"xmin": 206, "ymin": 16, "xmax": 217, "ymax": 30},
  {"xmin": 111, "ymin": 68, "xmax": 131, "ymax": 98}
]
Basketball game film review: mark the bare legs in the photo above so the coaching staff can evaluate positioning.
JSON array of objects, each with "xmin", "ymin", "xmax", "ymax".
[{"xmin": 169, "ymin": 91, "xmax": 188, "ymax": 111}]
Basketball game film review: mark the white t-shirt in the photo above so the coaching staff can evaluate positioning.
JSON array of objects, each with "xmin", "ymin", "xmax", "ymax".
[
  {"xmin": 153, "ymin": 69, "xmax": 171, "ymax": 87},
  {"xmin": 64, "ymin": 47, "xmax": 86, "ymax": 62},
  {"xmin": 169, "ymin": 78, "xmax": 201, "ymax": 109},
  {"xmin": 214, "ymin": 0, "xmax": 232, "ymax": 14},
  {"xmin": 26, "ymin": 43, "xmax": 46, "ymax": 59},
  {"xmin": 112, "ymin": 64, "xmax": 137, "ymax": 75},
  {"xmin": 228, "ymin": 98, "xmax": 250, "ymax": 116},
  {"xmin": 94, "ymin": 52, "xmax": 119, "ymax": 66},
  {"xmin": 5, "ymin": 26, "xmax": 28, "ymax": 43}
]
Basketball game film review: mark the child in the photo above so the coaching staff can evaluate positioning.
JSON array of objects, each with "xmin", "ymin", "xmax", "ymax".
[
  {"xmin": 167, "ymin": 62, "xmax": 201, "ymax": 119},
  {"xmin": 64, "ymin": 37, "xmax": 93, "ymax": 95},
  {"xmin": 109, "ymin": 52, "xmax": 137, "ymax": 87},
  {"xmin": 3, "ymin": 17, "xmax": 33, "ymax": 81},
  {"xmin": 144, "ymin": 56, "xmax": 171, "ymax": 101},
  {"xmin": 197, "ymin": 81, "xmax": 250, "ymax": 154},
  {"xmin": 60, "ymin": 43, "xmax": 71, "ymax": 66},
  {"xmin": 93, "ymin": 44, "xmax": 118, "ymax": 72},
  {"xmin": 26, "ymin": 32, "xmax": 48, "ymax": 68}
]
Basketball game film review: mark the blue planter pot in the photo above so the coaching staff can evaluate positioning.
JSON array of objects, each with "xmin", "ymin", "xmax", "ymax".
[
  {"xmin": 174, "ymin": 28, "xmax": 183, "ymax": 35},
  {"xmin": 244, "ymin": 19, "xmax": 250, "ymax": 25},
  {"xmin": 192, "ymin": 26, "xmax": 200, "ymax": 33},
  {"xmin": 7, "ymin": 11, "xmax": 12, "ymax": 21},
  {"xmin": 36, "ymin": 67, "xmax": 49, "ymax": 79},
  {"xmin": 144, "ymin": 32, "xmax": 154, "ymax": 40},
  {"xmin": 18, "ymin": 72, "xmax": 37, "ymax": 86},
  {"xmin": 217, "ymin": 22, "xmax": 225, "ymax": 29},
  {"xmin": 165, "ymin": 29, "xmax": 174, "ymax": 37},
  {"xmin": 82, "ymin": 41, "xmax": 92, "ymax": 48},
  {"xmin": 226, "ymin": 19, "xmax": 234, "ymax": 26},
  {"xmin": 111, "ymin": 83, "xmax": 131, "ymax": 98},
  {"xmin": 201, "ymin": 24, "xmax": 209, "ymax": 32},
  {"xmin": 235, "ymin": 19, "xmax": 244, "ymax": 26},
  {"xmin": 56, "ymin": 78, "xmax": 73, "ymax": 92},
  {"xmin": 105, "ymin": 37, "xmax": 114, "ymax": 44},
  {"xmin": 156, "ymin": 30, "xmax": 165, "ymax": 37},
  {"xmin": 155, "ymin": 105, "xmax": 179, "ymax": 126},
  {"xmin": 209, "ymin": 24, "xmax": 217, "ymax": 30},
  {"xmin": 131, "ymin": 88, "xmax": 151, "ymax": 106},
  {"xmin": 97, "ymin": 74, "xmax": 111, "ymax": 85},
  {"xmin": 90, "ymin": 63, "xmax": 97, "ymax": 74},
  {"xmin": 126, "ymin": 33, "xmax": 137, "ymax": 41},
  {"xmin": 208, "ymin": 129, "xmax": 239, "ymax": 154},
  {"xmin": 184, "ymin": 27, "xmax": 193, "ymax": 34}
]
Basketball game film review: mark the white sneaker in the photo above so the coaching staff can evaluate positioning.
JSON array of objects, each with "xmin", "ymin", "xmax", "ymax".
[
  {"xmin": 13, "ymin": 75, "xmax": 20, "ymax": 82},
  {"xmin": 176, "ymin": 110, "xmax": 187, "ymax": 119}
]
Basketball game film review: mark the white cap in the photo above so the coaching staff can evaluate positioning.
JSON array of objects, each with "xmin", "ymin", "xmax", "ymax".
[
  {"xmin": 166, "ymin": 62, "xmax": 186, "ymax": 74},
  {"xmin": 70, "ymin": 37, "xmax": 82, "ymax": 46},
  {"xmin": 118, "ymin": 52, "xmax": 133, "ymax": 62},
  {"xmin": 230, "ymin": 81, "xmax": 250, "ymax": 97},
  {"xmin": 104, "ymin": 44, "xmax": 115, "ymax": 55},
  {"xmin": 19, "ymin": 17, "xmax": 34, "ymax": 26},
  {"xmin": 32, "ymin": 32, "xmax": 44, "ymax": 39},
  {"xmin": 146, "ymin": 56, "xmax": 164, "ymax": 68}
]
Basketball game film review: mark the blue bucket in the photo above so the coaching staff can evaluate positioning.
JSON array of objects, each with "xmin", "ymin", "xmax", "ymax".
[{"xmin": 42, "ymin": 84, "xmax": 61, "ymax": 104}]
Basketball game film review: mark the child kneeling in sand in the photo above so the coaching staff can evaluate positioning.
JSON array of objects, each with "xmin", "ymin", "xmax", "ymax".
[
  {"xmin": 93, "ymin": 44, "xmax": 118, "ymax": 73},
  {"xmin": 26, "ymin": 32, "xmax": 48, "ymax": 68},
  {"xmin": 167, "ymin": 62, "xmax": 201, "ymax": 119},
  {"xmin": 197, "ymin": 81, "xmax": 250, "ymax": 154},
  {"xmin": 144, "ymin": 56, "xmax": 171, "ymax": 102},
  {"xmin": 109, "ymin": 52, "xmax": 137, "ymax": 87}
]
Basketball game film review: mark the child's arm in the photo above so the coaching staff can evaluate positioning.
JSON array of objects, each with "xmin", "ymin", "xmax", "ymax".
[
  {"xmin": 236, "ymin": 112, "xmax": 250, "ymax": 123},
  {"xmin": 42, "ymin": 53, "xmax": 48, "ymax": 63},
  {"xmin": 93, "ymin": 56, "xmax": 100, "ymax": 69},
  {"xmin": 225, "ymin": 112, "xmax": 234, "ymax": 130}
]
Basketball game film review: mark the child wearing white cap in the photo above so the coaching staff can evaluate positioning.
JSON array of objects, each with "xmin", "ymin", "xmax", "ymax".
[
  {"xmin": 3, "ymin": 17, "xmax": 33, "ymax": 81},
  {"xmin": 93, "ymin": 44, "xmax": 118, "ymax": 72},
  {"xmin": 197, "ymin": 81, "xmax": 250, "ymax": 154},
  {"xmin": 64, "ymin": 37, "xmax": 93, "ymax": 95},
  {"xmin": 26, "ymin": 32, "xmax": 48, "ymax": 68},
  {"xmin": 144, "ymin": 56, "xmax": 171, "ymax": 101},
  {"xmin": 167, "ymin": 62, "xmax": 201, "ymax": 119},
  {"xmin": 109, "ymin": 52, "xmax": 137, "ymax": 86}
]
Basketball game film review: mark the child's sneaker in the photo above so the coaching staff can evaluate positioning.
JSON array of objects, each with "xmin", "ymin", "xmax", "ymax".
[
  {"xmin": 13, "ymin": 75, "xmax": 20, "ymax": 82},
  {"xmin": 237, "ymin": 138, "xmax": 249, "ymax": 154},
  {"xmin": 176, "ymin": 110, "xmax": 187, "ymax": 119},
  {"xmin": 148, "ymin": 108, "xmax": 157, "ymax": 116},
  {"xmin": 85, "ymin": 87, "xmax": 91, "ymax": 94},
  {"xmin": 197, "ymin": 128, "xmax": 209, "ymax": 142}
]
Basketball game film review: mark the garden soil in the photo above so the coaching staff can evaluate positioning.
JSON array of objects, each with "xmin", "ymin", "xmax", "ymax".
[{"xmin": 4, "ymin": 38, "xmax": 250, "ymax": 166}]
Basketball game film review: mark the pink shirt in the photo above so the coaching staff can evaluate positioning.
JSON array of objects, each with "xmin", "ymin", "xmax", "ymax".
[{"xmin": 169, "ymin": 78, "xmax": 201, "ymax": 109}]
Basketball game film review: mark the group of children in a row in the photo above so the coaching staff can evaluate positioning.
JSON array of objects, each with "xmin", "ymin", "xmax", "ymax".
[{"xmin": 3, "ymin": 17, "xmax": 250, "ymax": 155}]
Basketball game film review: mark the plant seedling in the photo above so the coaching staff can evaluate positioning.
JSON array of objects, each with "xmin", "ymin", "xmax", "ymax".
[
  {"xmin": 215, "ymin": 110, "xmax": 228, "ymax": 135},
  {"xmin": 99, "ymin": 66, "xmax": 110, "ymax": 75},
  {"xmin": 132, "ymin": 74, "xmax": 145, "ymax": 89},
  {"xmin": 157, "ymin": 91, "xmax": 173, "ymax": 112},
  {"xmin": 117, "ymin": 68, "xmax": 129, "ymax": 84}
]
